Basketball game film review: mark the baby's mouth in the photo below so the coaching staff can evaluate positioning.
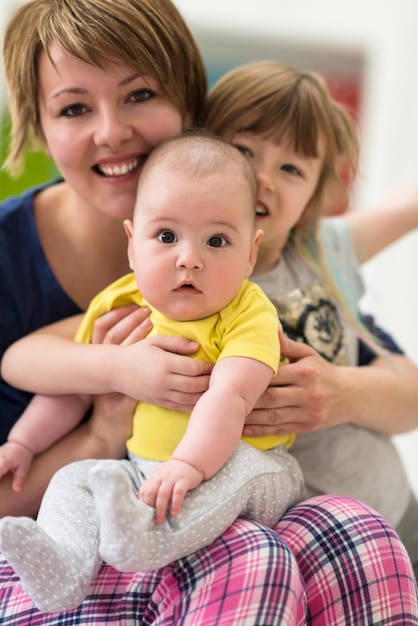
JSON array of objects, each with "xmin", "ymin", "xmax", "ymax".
[{"xmin": 174, "ymin": 283, "xmax": 201, "ymax": 293}]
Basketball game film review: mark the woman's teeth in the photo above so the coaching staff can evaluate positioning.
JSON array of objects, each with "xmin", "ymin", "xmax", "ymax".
[{"xmin": 98, "ymin": 159, "xmax": 139, "ymax": 177}]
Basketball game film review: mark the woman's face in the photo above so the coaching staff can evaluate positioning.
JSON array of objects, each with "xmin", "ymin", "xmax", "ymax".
[{"xmin": 37, "ymin": 44, "xmax": 184, "ymax": 221}]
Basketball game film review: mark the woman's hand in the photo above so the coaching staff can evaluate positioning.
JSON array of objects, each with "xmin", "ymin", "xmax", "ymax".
[
  {"xmin": 244, "ymin": 330, "xmax": 418, "ymax": 437},
  {"xmin": 112, "ymin": 334, "xmax": 212, "ymax": 412},
  {"xmin": 243, "ymin": 331, "xmax": 344, "ymax": 436},
  {"xmin": 90, "ymin": 304, "xmax": 153, "ymax": 346},
  {"xmin": 88, "ymin": 306, "xmax": 212, "ymax": 455},
  {"xmin": 94, "ymin": 305, "xmax": 212, "ymax": 412}
]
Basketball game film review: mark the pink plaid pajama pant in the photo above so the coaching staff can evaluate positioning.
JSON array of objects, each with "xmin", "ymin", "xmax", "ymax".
[{"xmin": 0, "ymin": 495, "xmax": 417, "ymax": 625}]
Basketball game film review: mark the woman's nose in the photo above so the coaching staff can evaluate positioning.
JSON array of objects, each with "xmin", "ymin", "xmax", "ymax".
[{"xmin": 94, "ymin": 110, "xmax": 134, "ymax": 148}]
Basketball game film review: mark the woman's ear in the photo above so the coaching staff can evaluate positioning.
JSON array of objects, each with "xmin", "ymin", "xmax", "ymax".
[
  {"xmin": 123, "ymin": 219, "xmax": 135, "ymax": 270},
  {"xmin": 247, "ymin": 228, "xmax": 264, "ymax": 276}
]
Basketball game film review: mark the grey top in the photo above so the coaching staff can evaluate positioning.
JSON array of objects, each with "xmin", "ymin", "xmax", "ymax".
[{"xmin": 252, "ymin": 218, "xmax": 411, "ymax": 526}]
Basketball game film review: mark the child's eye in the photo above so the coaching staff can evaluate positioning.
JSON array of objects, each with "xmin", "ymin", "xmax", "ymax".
[
  {"xmin": 158, "ymin": 230, "xmax": 177, "ymax": 244},
  {"xmin": 129, "ymin": 88, "xmax": 156, "ymax": 103},
  {"xmin": 60, "ymin": 103, "xmax": 88, "ymax": 118},
  {"xmin": 208, "ymin": 235, "xmax": 228, "ymax": 248},
  {"xmin": 234, "ymin": 144, "xmax": 253, "ymax": 159},
  {"xmin": 282, "ymin": 163, "xmax": 302, "ymax": 176}
]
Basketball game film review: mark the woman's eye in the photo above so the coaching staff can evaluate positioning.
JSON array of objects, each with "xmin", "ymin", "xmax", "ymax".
[
  {"xmin": 158, "ymin": 230, "xmax": 177, "ymax": 244},
  {"xmin": 60, "ymin": 104, "xmax": 87, "ymax": 118},
  {"xmin": 208, "ymin": 235, "xmax": 228, "ymax": 248},
  {"xmin": 282, "ymin": 163, "xmax": 302, "ymax": 176},
  {"xmin": 130, "ymin": 88, "xmax": 156, "ymax": 104}
]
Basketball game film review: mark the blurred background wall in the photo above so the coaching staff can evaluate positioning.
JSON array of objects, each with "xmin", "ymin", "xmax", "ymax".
[{"xmin": 1, "ymin": 0, "xmax": 417, "ymax": 495}]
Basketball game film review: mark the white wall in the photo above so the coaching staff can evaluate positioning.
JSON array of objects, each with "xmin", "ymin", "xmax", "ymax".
[{"xmin": 1, "ymin": 0, "xmax": 417, "ymax": 495}]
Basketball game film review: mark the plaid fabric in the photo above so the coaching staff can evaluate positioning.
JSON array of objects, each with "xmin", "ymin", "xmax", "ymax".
[
  {"xmin": 277, "ymin": 496, "xmax": 418, "ymax": 625},
  {"xmin": 0, "ymin": 496, "xmax": 416, "ymax": 625}
]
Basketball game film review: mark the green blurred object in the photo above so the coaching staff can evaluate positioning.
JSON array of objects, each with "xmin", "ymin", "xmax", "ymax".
[{"xmin": 0, "ymin": 109, "xmax": 58, "ymax": 201}]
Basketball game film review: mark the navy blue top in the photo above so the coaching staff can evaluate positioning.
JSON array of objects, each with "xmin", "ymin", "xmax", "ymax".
[{"xmin": 0, "ymin": 183, "xmax": 81, "ymax": 442}]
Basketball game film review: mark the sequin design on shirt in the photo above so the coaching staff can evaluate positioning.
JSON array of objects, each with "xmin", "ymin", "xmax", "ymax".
[{"xmin": 271, "ymin": 282, "xmax": 349, "ymax": 365}]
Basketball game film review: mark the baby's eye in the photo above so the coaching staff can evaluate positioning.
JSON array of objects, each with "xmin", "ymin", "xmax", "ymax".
[
  {"xmin": 282, "ymin": 163, "xmax": 302, "ymax": 176},
  {"xmin": 60, "ymin": 103, "xmax": 88, "ymax": 118},
  {"xmin": 158, "ymin": 230, "xmax": 177, "ymax": 244},
  {"xmin": 208, "ymin": 235, "xmax": 228, "ymax": 248},
  {"xmin": 129, "ymin": 88, "xmax": 156, "ymax": 104}
]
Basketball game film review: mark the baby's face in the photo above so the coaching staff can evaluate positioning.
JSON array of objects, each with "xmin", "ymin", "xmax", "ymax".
[{"xmin": 126, "ymin": 167, "xmax": 261, "ymax": 321}]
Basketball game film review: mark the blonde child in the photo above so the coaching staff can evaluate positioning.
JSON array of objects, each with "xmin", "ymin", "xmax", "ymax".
[{"xmin": 204, "ymin": 60, "xmax": 418, "ymax": 574}]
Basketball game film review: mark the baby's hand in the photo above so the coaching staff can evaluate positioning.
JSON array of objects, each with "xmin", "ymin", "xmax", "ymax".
[
  {"xmin": 0, "ymin": 441, "xmax": 34, "ymax": 492},
  {"xmin": 139, "ymin": 459, "xmax": 203, "ymax": 524}
]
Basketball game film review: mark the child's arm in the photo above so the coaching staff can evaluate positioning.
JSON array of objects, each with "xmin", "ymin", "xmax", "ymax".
[
  {"xmin": 0, "ymin": 393, "xmax": 90, "ymax": 492},
  {"xmin": 343, "ymin": 183, "xmax": 418, "ymax": 263},
  {"xmin": 139, "ymin": 356, "xmax": 274, "ymax": 523}
]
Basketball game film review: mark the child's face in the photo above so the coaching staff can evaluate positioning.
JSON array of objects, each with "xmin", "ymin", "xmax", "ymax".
[
  {"xmin": 37, "ymin": 44, "xmax": 184, "ymax": 222},
  {"xmin": 125, "ymin": 168, "xmax": 262, "ymax": 321},
  {"xmin": 231, "ymin": 133, "xmax": 324, "ymax": 270}
]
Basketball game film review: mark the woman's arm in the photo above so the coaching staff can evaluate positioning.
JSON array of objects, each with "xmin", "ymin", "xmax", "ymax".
[
  {"xmin": 2, "ymin": 312, "xmax": 212, "ymax": 411},
  {"xmin": 244, "ymin": 331, "xmax": 418, "ymax": 437},
  {"xmin": 343, "ymin": 183, "xmax": 418, "ymax": 262}
]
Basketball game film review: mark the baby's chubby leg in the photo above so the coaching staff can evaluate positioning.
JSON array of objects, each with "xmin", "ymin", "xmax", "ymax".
[
  {"xmin": 0, "ymin": 459, "xmax": 103, "ymax": 612},
  {"xmin": 89, "ymin": 444, "xmax": 304, "ymax": 572}
]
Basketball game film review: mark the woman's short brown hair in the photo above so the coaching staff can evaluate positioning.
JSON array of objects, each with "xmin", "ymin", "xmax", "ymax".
[{"xmin": 2, "ymin": 0, "xmax": 207, "ymax": 174}]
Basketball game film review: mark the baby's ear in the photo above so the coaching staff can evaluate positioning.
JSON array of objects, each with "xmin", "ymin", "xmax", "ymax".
[
  {"xmin": 247, "ymin": 228, "xmax": 264, "ymax": 275},
  {"xmin": 123, "ymin": 219, "xmax": 135, "ymax": 270}
]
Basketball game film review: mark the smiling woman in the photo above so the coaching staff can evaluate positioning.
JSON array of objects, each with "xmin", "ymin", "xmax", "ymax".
[{"xmin": 36, "ymin": 46, "xmax": 184, "ymax": 223}]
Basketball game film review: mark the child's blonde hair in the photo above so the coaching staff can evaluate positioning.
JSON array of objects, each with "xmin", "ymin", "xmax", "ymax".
[
  {"xmin": 2, "ymin": 0, "xmax": 207, "ymax": 176},
  {"xmin": 204, "ymin": 60, "xmax": 359, "ymax": 231},
  {"xmin": 205, "ymin": 61, "xmax": 385, "ymax": 354}
]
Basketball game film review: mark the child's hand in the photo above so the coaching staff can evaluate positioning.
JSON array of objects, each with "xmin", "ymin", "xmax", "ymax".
[
  {"xmin": 139, "ymin": 459, "xmax": 204, "ymax": 524},
  {"xmin": 0, "ymin": 441, "xmax": 34, "ymax": 492}
]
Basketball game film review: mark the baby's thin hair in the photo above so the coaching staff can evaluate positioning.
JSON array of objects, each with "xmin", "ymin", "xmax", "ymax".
[{"xmin": 138, "ymin": 130, "xmax": 258, "ymax": 211}]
